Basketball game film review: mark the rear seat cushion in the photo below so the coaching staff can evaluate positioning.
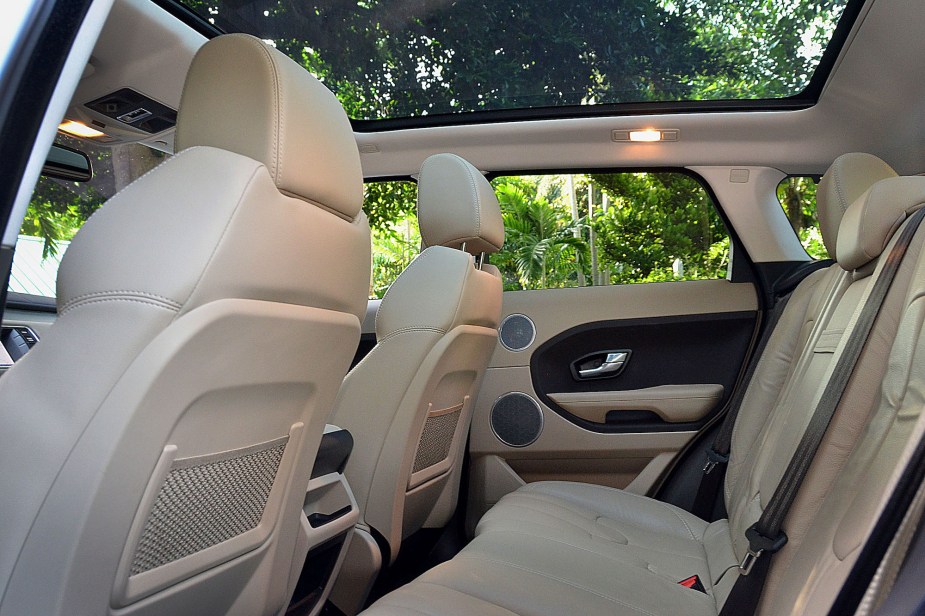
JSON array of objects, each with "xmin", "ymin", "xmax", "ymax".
[
  {"xmin": 369, "ymin": 520, "xmax": 724, "ymax": 616},
  {"xmin": 361, "ymin": 154, "xmax": 904, "ymax": 616}
]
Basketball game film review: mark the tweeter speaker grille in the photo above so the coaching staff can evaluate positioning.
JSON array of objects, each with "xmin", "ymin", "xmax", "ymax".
[
  {"xmin": 490, "ymin": 392, "xmax": 543, "ymax": 447},
  {"xmin": 499, "ymin": 314, "xmax": 536, "ymax": 351}
]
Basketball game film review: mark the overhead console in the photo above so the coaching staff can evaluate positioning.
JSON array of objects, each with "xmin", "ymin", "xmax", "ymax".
[
  {"xmin": 55, "ymin": 0, "xmax": 206, "ymax": 150},
  {"xmin": 81, "ymin": 88, "xmax": 177, "ymax": 141}
]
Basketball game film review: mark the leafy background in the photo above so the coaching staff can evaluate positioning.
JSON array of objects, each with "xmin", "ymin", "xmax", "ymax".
[{"xmin": 24, "ymin": 0, "xmax": 838, "ymax": 296}]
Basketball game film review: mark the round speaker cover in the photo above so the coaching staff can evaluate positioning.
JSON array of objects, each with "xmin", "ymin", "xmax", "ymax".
[
  {"xmin": 499, "ymin": 314, "xmax": 536, "ymax": 351},
  {"xmin": 490, "ymin": 392, "xmax": 543, "ymax": 447}
]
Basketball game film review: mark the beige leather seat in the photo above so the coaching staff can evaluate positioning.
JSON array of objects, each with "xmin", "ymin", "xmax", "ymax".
[
  {"xmin": 329, "ymin": 153, "xmax": 503, "ymax": 612},
  {"xmin": 0, "ymin": 34, "xmax": 370, "ymax": 616},
  {"xmin": 361, "ymin": 153, "xmax": 925, "ymax": 616}
]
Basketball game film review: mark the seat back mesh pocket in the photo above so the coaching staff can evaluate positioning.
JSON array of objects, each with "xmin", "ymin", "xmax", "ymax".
[
  {"xmin": 412, "ymin": 403, "xmax": 463, "ymax": 473},
  {"xmin": 131, "ymin": 436, "xmax": 288, "ymax": 576}
]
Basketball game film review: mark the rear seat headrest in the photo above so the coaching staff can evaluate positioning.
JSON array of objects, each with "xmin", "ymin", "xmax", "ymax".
[
  {"xmin": 417, "ymin": 153, "xmax": 505, "ymax": 255},
  {"xmin": 837, "ymin": 175, "xmax": 925, "ymax": 271},
  {"xmin": 818, "ymin": 153, "xmax": 898, "ymax": 259},
  {"xmin": 175, "ymin": 34, "xmax": 363, "ymax": 220}
]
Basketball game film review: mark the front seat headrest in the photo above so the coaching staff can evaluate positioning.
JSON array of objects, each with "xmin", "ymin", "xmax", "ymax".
[
  {"xmin": 175, "ymin": 33, "xmax": 363, "ymax": 220},
  {"xmin": 416, "ymin": 153, "xmax": 505, "ymax": 255},
  {"xmin": 817, "ymin": 153, "xmax": 897, "ymax": 259}
]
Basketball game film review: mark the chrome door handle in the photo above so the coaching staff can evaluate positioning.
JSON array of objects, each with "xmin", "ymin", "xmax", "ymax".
[{"xmin": 572, "ymin": 350, "xmax": 631, "ymax": 380}]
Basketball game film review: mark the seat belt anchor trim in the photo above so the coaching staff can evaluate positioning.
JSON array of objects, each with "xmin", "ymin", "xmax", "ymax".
[
  {"xmin": 703, "ymin": 448, "xmax": 730, "ymax": 474},
  {"xmin": 739, "ymin": 525, "xmax": 788, "ymax": 576}
]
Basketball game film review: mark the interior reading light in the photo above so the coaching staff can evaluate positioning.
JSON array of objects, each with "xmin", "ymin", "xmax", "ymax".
[
  {"xmin": 58, "ymin": 120, "xmax": 105, "ymax": 138},
  {"xmin": 629, "ymin": 129, "xmax": 662, "ymax": 142}
]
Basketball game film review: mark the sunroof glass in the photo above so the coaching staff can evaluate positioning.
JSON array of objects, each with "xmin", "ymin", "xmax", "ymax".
[{"xmin": 175, "ymin": 0, "xmax": 855, "ymax": 122}]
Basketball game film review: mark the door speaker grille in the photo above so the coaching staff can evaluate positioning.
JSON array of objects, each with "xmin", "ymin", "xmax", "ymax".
[
  {"xmin": 499, "ymin": 314, "xmax": 535, "ymax": 352},
  {"xmin": 490, "ymin": 392, "xmax": 543, "ymax": 447}
]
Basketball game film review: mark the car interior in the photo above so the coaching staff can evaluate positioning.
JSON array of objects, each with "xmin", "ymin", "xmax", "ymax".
[{"xmin": 3, "ymin": 0, "xmax": 925, "ymax": 615}]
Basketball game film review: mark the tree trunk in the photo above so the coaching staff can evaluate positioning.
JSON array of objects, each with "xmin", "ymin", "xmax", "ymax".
[
  {"xmin": 784, "ymin": 177, "xmax": 803, "ymax": 234},
  {"xmin": 566, "ymin": 175, "xmax": 586, "ymax": 286},
  {"xmin": 589, "ymin": 184, "xmax": 599, "ymax": 285}
]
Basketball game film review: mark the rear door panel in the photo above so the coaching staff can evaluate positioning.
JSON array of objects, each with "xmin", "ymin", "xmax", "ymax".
[{"xmin": 467, "ymin": 279, "xmax": 757, "ymax": 526}]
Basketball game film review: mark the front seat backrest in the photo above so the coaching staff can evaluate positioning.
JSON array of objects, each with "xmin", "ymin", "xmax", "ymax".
[
  {"xmin": 0, "ymin": 34, "xmax": 370, "ymax": 616},
  {"xmin": 332, "ymin": 153, "xmax": 504, "ymax": 563}
]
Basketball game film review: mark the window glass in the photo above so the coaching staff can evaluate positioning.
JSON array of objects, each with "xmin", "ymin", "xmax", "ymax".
[
  {"xmin": 365, "ymin": 181, "xmax": 419, "ymax": 299},
  {"xmin": 179, "ymin": 0, "xmax": 856, "ymax": 122},
  {"xmin": 364, "ymin": 172, "xmax": 730, "ymax": 296},
  {"xmin": 491, "ymin": 173, "xmax": 730, "ymax": 290},
  {"xmin": 8, "ymin": 136, "xmax": 169, "ymax": 298},
  {"xmin": 776, "ymin": 176, "xmax": 827, "ymax": 259}
]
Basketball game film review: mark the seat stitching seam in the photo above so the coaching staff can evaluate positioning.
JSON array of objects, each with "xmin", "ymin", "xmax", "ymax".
[
  {"xmin": 510, "ymin": 488, "xmax": 700, "ymax": 541},
  {"xmin": 376, "ymin": 249, "xmax": 430, "ymax": 333},
  {"xmin": 62, "ymin": 290, "xmax": 181, "ymax": 306},
  {"xmin": 478, "ymin": 528, "xmax": 638, "ymax": 558},
  {"xmin": 59, "ymin": 149, "xmax": 197, "ymax": 255},
  {"xmin": 58, "ymin": 297, "xmax": 181, "ymax": 316},
  {"xmin": 453, "ymin": 555, "xmax": 666, "ymax": 616},
  {"xmin": 59, "ymin": 291, "xmax": 182, "ymax": 314},
  {"xmin": 178, "ymin": 165, "xmax": 263, "ymax": 314},
  {"xmin": 450, "ymin": 153, "xmax": 481, "ymax": 242},
  {"xmin": 410, "ymin": 582, "xmax": 524, "ymax": 616},
  {"xmin": 378, "ymin": 326, "xmax": 446, "ymax": 343}
]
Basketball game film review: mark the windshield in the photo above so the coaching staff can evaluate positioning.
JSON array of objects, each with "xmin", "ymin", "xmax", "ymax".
[{"xmin": 176, "ymin": 0, "xmax": 856, "ymax": 123}]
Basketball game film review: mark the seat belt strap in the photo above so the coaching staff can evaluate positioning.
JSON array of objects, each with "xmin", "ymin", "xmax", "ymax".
[
  {"xmin": 690, "ymin": 293, "xmax": 792, "ymax": 520},
  {"xmin": 718, "ymin": 206, "xmax": 925, "ymax": 616}
]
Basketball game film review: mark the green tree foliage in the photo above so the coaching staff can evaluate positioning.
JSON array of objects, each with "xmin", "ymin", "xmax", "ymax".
[
  {"xmin": 24, "ymin": 137, "xmax": 165, "ymax": 258},
  {"xmin": 590, "ymin": 172, "xmax": 729, "ymax": 283},
  {"xmin": 777, "ymin": 176, "xmax": 826, "ymax": 259},
  {"xmin": 21, "ymin": 179, "xmax": 105, "ymax": 259},
  {"xmin": 192, "ymin": 0, "xmax": 846, "ymax": 119},
  {"xmin": 22, "ymin": 0, "xmax": 842, "ymax": 294},
  {"xmin": 491, "ymin": 179, "xmax": 588, "ymax": 291},
  {"xmin": 366, "ymin": 181, "xmax": 420, "ymax": 298}
]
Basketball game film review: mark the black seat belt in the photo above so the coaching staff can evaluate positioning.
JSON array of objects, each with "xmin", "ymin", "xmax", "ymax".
[
  {"xmin": 718, "ymin": 206, "xmax": 925, "ymax": 616},
  {"xmin": 690, "ymin": 293, "xmax": 792, "ymax": 520}
]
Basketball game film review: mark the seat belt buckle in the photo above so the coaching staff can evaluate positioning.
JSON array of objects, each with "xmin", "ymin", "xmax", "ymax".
[
  {"xmin": 739, "ymin": 524, "xmax": 788, "ymax": 576},
  {"xmin": 703, "ymin": 448, "xmax": 729, "ymax": 474}
]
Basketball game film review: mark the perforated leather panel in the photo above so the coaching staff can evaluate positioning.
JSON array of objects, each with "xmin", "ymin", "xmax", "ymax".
[
  {"xmin": 131, "ymin": 437, "xmax": 288, "ymax": 575},
  {"xmin": 412, "ymin": 408, "xmax": 462, "ymax": 473}
]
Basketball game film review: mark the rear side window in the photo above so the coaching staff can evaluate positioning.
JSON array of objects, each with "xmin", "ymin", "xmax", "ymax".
[
  {"xmin": 777, "ymin": 176, "xmax": 827, "ymax": 260},
  {"xmin": 490, "ymin": 172, "xmax": 730, "ymax": 291},
  {"xmin": 364, "ymin": 171, "xmax": 730, "ymax": 296}
]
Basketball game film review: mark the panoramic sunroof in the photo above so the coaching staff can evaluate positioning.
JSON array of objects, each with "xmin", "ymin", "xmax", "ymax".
[{"xmin": 169, "ymin": 0, "xmax": 860, "ymax": 127}]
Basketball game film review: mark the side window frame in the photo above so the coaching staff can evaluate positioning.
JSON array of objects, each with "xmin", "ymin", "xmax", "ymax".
[
  {"xmin": 483, "ymin": 167, "xmax": 754, "ymax": 290},
  {"xmin": 363, "ymin": 167, "xmax": 757, "ymax": 299}
]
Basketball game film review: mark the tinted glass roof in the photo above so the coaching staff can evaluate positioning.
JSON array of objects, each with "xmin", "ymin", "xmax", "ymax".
[{"xmin": 172, "ymin": 0, "xmax": 858, "ymax": 126}]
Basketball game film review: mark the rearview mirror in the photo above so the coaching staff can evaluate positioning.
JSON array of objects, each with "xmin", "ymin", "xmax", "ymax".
[{"xmin": 42, "ymin": 143, "xmax": 92, "ymax": 182}]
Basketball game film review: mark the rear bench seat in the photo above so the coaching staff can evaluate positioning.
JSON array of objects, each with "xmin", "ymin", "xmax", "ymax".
[{"xmin": 362, "ymin": 153, "xmax": 925, "ymax": 616}]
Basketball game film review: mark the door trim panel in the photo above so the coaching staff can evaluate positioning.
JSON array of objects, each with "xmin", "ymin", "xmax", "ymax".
[{"xmin": 531, "ymin": 310, "xmax": 756, "ymax": 433}]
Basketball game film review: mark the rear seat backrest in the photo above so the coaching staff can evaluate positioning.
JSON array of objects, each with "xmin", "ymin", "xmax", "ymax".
[
  {"xmin": 760, "ymin": 177, "xmax": 925, "ymax": 614},
  {"xmin": 724, "ymin": 155, "xmax": 898, "ymax": 570},
  {"xmin": 358, "ymin": 154, "xmax": 920, "ymax": 616}
]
